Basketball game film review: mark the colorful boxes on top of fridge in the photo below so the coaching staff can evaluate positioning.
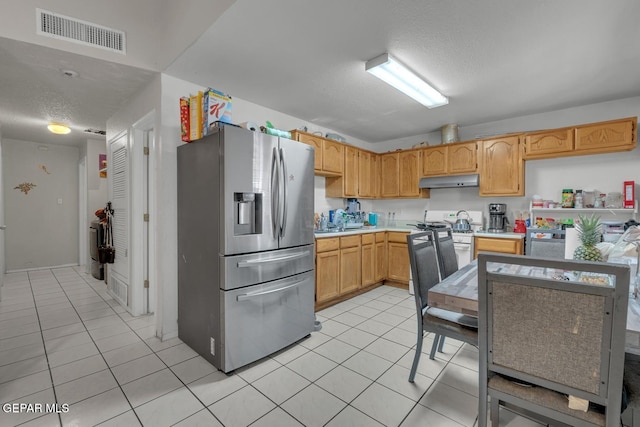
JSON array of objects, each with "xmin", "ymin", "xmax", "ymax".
[{"xmin": 179, "ymin": 88, "xmax": 233, "ymax": 142}]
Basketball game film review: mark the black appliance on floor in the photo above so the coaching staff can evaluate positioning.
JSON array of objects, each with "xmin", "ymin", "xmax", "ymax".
[{"xmin": 89, "ymin": 220, "xmax": 104, "ymax": 280}]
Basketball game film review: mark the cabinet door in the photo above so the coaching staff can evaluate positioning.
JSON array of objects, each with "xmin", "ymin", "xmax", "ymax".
[
  {"xmin": 422, "ymin": 146, "xmax": 447, "ymax": 176},
  {"xmin": 316, "ymin": 250, "xmax": 340, "ymax": 303},
  {"xmin": 322, "ymin": 140, "xmax": 344, "ymax": 175},
  {"xmin": 294, "ymin": 132, "xmax": 323, "ymax": 172},
  {"xmin": 340, "ymin": 246, "xmax": 361, "ymax": 294},
  {"xmin": 575, "ymin": 118, "xmax": 636, "ymax": 154},
  {"xmin": 399, "ymin": 150, "xmax": 421, "ymax": 197},
  {"xmin": 375, "ymin": 239, "xmax": 387, "ymax": 282},
  {"xmin": 361, "ymin": 243, "xmax": 375, "ymax": 286},
  {"xmin": 343, "ymin": 146, "xmax": 358, "ymax": 197},
  {"xmin": 380, "ymin": 153, "xmax": 399, "ymax": 197},
  {"xmin": 523, "ymin": 128, "xmax": 574, "ymax": 159},
  {"xmin": 357, "ymin": 150, "xmax": 373, "ymax": 198},
  {"xmin": 448, "ymin": 142, "xmax": 478, "ymax": 174},
  {"xmin": 473, "ymin": 237, "xmax": 523, "ymax": 259},
  {"xmin": 478, "ymin": 136, "xmax": 524, "ymax": 197},
  {"xmin": 387, "ymin": 242, "xmax": 409, "ymax": 283},
  {"xmin": 371, "ymin": 153, "xmax": 380, "ymax": 198}
]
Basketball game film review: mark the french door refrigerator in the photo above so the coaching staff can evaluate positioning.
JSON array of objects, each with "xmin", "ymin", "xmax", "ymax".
[{"xmin": 177, "ymin": 124, "xmax": 315, "ymax": 372}]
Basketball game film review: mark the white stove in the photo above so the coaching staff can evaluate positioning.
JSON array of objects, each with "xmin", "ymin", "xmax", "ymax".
[{"xmin": 409, "ymin": 210, "xmax": 483, "ymax": 295}]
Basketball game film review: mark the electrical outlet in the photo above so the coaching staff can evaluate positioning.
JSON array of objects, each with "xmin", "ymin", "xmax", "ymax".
[{"xmin": 210, "ymin": 338, "xmax": 215, "ymax": 356}]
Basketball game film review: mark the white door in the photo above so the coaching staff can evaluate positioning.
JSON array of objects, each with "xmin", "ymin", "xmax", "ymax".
[{"xmin": 107, "ymin": 131, "xmax": 130, "ymax": 307}]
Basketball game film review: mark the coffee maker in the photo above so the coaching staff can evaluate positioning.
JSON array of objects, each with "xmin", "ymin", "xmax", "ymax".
[{"xmin": 488, "ymin": 203, "xmax": 508, "ymax": 232}]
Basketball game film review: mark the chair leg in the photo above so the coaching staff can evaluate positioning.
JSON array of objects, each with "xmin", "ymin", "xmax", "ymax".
[
  {"xmin": 490, "ymin": 397, "xmax": 499, "ymax": 427},
  {"xmin": 429, "ymin": 334, "xmax": 441, "ymax": 360},
  {"xmin": 409, "ymin": 330, "xmax": 424, "ymax": 383},
  {"xmin": 437, "ymin": 335, "xmax": 445, "ymax": 353}
]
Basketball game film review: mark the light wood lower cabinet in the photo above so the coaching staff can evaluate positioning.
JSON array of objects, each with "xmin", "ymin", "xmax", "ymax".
[
  {"xmin": 386, "ymin": 232, "xmax": 410, "ymax": 284},
  {"xmin": 340, "ymin": 236, "xmax": 361, "ymax": 294},
  {"xmin": 361, "ymin": 233, "xmax": 375, "ymax": 287},
  {"xmin": 473, "ymin": 236, "xmax": 524, "ymax": 259},
  {"xmin": 315, "ymin": 238, "xmax": 340, "ymax": 304},
  {"xmin": 374, "ymin": 232, "xmax": 387, "ymax": 282},
  {"xmin": 315, "ymin": 231, "xmax": 391, "ymax": 307}
]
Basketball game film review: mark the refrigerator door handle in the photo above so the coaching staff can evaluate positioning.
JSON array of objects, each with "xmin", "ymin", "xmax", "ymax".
[
  {"xmin": 279, "ymin": 147, "xmax": 288, "ymax": 238},
  {"xmin": 270, "ymin": 147, "xmax": 279, "ymax": 239},
  {"xmin": 236, "ymin": 250, "xmax": 311, "ymax": 267},
  {"xmin": 236, "ymin": 279, "xmax": 304, "ymax": 301}
]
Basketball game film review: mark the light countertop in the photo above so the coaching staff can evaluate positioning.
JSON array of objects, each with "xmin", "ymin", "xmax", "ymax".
[
  {"xmin": 473, "ymin": 231, "xmax": 526, "ymax": 239},
  {"xmin": 314, "ymin": 226, "xmax": 412, "ymax": 238}
]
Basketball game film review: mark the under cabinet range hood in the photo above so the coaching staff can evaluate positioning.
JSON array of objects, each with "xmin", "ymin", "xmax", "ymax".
[{"xmin": 419, "ymin": 174, "xmax": 479, "ymax": 189}]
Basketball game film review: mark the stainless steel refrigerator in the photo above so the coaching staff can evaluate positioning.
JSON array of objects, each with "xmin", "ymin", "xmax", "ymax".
[{"xmin": 177, "ymin": 124, "xmax": 315, "ymax": 373}]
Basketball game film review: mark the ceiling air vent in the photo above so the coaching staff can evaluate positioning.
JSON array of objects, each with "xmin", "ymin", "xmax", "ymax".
[
  {"xmin": 84, "ymin": 128, "xmax": 106, "ymax": 136},
  {"xmin": 36, "ymin": 8, "xmax": 126, "ymax": 54}
]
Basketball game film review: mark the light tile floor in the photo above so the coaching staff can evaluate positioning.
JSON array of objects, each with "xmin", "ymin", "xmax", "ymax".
[{"xmin": 0, "ymin": 267, "xmax": 547, "ymax": 427}]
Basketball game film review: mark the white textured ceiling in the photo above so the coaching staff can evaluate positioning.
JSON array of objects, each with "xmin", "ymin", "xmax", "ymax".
[
  {"xmin": 1, "ymin": 0, "xmax": 639, "ymax": 147},
  {"xmin": 167, "ymin": 0, "xmax": 640, "ymax": 142}
]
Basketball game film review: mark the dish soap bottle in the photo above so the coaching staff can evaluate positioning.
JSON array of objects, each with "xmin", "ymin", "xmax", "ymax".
[{"xmin": 319, "ymin": 213, "xmax": 328, "ymax": 231}]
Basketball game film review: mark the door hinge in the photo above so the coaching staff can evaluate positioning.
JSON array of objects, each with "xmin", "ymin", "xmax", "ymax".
[
  {"xmin": 143, "ymin": 147, "xmax": 150, "ymax": 155},
  {"xmin": 143, "ymin": 213, "xmax": 149, "ymax": 222},
  {"xmin": 144, "ymin": 280, "xmax": 149, "ymax": 288}
]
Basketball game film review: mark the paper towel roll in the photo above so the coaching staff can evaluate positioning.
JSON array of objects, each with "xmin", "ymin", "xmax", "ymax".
[
  {"xmin": 239, "ymin": 121, "xmax": 259, "ymax": 132},
  {"xmin": 565, "ymin": 227, "xmax": 580, "ymax": 259}
]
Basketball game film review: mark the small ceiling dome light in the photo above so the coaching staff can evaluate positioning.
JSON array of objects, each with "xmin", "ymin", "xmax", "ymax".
[
  {"xmin": 365, "ymin": 53, "xmax": 448, "ymax": 108},
  {"xmin": 47, "ymin": 123, "xmax": 71, "ymax": 134}
]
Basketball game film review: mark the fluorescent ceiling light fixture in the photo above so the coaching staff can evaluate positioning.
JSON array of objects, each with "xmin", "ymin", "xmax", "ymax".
[
  {"xmin": 365, "ymin": 53, "xmax": 448, "ymax": 108},
  {"xmin": 47, "ymin": 123, "xmax": 71, "ymax": 134}
]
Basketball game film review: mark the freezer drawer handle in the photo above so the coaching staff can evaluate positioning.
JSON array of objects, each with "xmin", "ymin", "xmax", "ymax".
[
  {"xmin": 237, "ymin": 251, "xmax": 310, "ymax": 267},
  {"xmin": 236, "ymin": 279, "xmax": 304, "ymax": 301}
]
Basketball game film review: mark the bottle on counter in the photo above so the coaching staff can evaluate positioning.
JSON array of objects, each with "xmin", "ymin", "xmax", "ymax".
[
  {"xmin": 574, "ymin": 190, "xmax": 583, "ymax": 209},
  {"xmin": 319, "ymin": 213, "xmax": 328, "ymax": 231}
]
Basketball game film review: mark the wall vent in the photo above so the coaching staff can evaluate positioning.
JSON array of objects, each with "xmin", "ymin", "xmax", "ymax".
[
  {"xmin": 109, "ymin": 275, "xmax": 128, "ymax": 306},
  {"xmin": 36, "ymin": 8, "xmax": 126, "ymax": 54}
]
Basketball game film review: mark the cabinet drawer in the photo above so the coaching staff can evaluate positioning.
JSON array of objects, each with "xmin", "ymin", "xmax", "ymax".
[
  {"xmin": 387, "ymin": 231, "xmax": 409, "ymax": 243},
  {"xmin": 474, "ymin": 237, "xmax": 523, "ymax": 258},
  {"xmin": 316, "ymin": 238, "xmax": 339, "ymax": 252},
  {"xmin": 361, "ymin": 233, "xmax": 374, "ymax": 245},
  {"xmin": 340, "ymin": 235, "xmax": 361, "ymax": 248},
  {"xmin": 375, "ymin": 232, "xmax": 387, "ymax": 243}
]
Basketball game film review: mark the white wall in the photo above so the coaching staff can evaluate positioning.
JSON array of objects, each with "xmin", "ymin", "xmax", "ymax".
[
  {"xmin": 86, "ymin": 139, "xmax": 108, "ymax": 224},
  {"xmin": 3, "ymin": 139, "xmax": 79, "ymax": 270}
]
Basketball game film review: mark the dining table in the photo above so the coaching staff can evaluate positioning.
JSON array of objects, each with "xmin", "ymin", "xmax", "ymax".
[{"xmin": 428, "ymin": 259, "xmax": 640, "ymax": 355}]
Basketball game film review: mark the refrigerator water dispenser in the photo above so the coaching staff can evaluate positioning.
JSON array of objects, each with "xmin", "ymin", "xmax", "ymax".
[{"xmin": 234, "ymin": 192, "xmax": 261, "ymax": 235}]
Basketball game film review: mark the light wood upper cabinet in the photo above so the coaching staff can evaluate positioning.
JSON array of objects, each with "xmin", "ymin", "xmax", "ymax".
[
  {"xmin": 380, "ymin": 153, "xmax": 400, "ymax": 197},
  {"xmin": 323, "ymin": 140, "xmax": 345, "ymax": 175},
  {"xmin": 523, "ymin": 128, "xmax": 574, "ymax": 159},
  {"xmin": 290, "ymin": 130, "xmax": 343, "ymax": 176},
  {"xmin": 422, "ymin": 146, "xmax": 447, "ymax": 176},
  {"xmin": 448, "ymin": 142, "xmax": 478, "ymax": 174},
  {"xmin": 343, "ymin": 146, "xmax": 358, "ymax": 197},
  {"xmin": 357, "ymin": 150, "xmax": 375, "ymax": 198},
  {"xmin": 422, "ymin": 142, "xmax": 477, "ymax": 177},
  {"xmin": 575, "ymin": 117, "xmax": 636, "ymax": 154},
  {"xmin": 399, "ymin": 150, "xmax": 423, "ymax": 197},
  {"xmin": 478, "ymin": 135, "xmax": 524, "ymax": 197}
]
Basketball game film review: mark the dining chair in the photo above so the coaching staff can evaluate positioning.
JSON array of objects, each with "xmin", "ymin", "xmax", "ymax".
[
  {"xmin": 431, "ymin": 228, "xmax": 461, "ymax": 356},
  {"xmin": 477, "ymin": 253, "xmax": 630, "ymax": 427},
  {"xmin": 525, "ymin": 227, "xmax": 566, "ymax": 258},
  {"xmin": 622, "ymin": 352, "xmax": 640, "ymax": 426},
  {"xmin": 406, "ymin": 231, "xmax": 477, "ymax": 383}
]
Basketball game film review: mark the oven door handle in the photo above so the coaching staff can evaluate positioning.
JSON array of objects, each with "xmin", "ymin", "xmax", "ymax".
[{"xmin": 236, "ymin": 280, "xmax": 304, "ymax": 301}]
